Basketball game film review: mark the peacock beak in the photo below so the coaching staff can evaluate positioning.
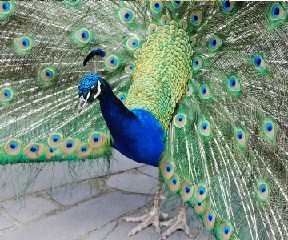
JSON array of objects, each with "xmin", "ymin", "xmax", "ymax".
[
  {"xmin": 77, "ymin": 96, "xmax": 86, "ymax": 114},
  {"xmin": 77, "ymin": 92, "xmax": 91, "ymax": 114}
]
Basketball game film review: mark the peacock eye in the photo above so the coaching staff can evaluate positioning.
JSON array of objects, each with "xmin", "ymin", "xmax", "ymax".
[
  {"xmin": 179, "ymin": 19, "xmax": 187, "ymax": 30},
  {"xmin": 173, "ymin": 1, "xmax": 183, "ymax": 8},
  {"xmin": 190, "ymin": 10, "xmax": 203, "ymax": 26},
  {"xmin": 148, "ymin": 24, "xmax": 157, "ymax": 34},
  {"xmin": 221, "ymin": 0, "xmax": 235, "ymax": 12},
  {"xmin": 73, "ymin": 28, "xmax": 92, "ymax": 46},
  {"xmin": 161, "ymin": 15, "xmax": 170, "ymax": 25},
  {"xmin": 81, "ymin": 30, "xmax": 89, "ymax": 40},
  {"xmin": 118, "ymin": 7, "xmax": 134, "ymax": 24},
  {"xmin": 91, "ymin": 89, "xmax": 97, "ymax": 95},
  {"xmin": 0, "ymin": 1, "xmax": 15, "ymax": 20},
  {"xmin": 251, "ymin": 54, "xmax": 267, "ymax": 73},
  {"xmin": 268, "ymin": 3, "xmax": 286, "ymax": 21},
  {"xmin": 207, "ymin": 35, "xmax": 222, "ymax": 51},
  {"xmin": 151, "ymin": 1, "xmax": 162, "ymax": 12},
  {"xmin": 2, "ymin": 2, "xmax": 10, "ymax": 12},
  {"xmin": 126, "ymin": 37, "xmax": 140, "ymax": 51}
]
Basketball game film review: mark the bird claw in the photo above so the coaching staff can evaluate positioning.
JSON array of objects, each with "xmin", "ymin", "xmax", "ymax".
[
  {"xmin": 160, "ymin": 218, "xmax": 198, "ymax": 239},
  {"xmin": 124, "ymin": 210, "xmax": 169, "ymax": 236},
  {"xmin": 160, "ymin": 204, "xmax": 199, "ymax": 240},
  {"xmin": 160, "ymin": 211, "xmax": 169, "ymax": 220}
]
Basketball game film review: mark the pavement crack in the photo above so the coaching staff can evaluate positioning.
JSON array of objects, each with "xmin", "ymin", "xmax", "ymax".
[{"xmin": 102, "ymin": 221, "xmax": 119, "ymax": 240}]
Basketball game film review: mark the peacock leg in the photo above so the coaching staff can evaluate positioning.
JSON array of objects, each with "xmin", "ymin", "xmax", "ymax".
[
  {"xmin": 124, "ymin": 176, "xmax": 168, "ymax": 236},
  {"xmin": 160, "ymin": 202, "xmax": 198, "ymax": 239}
]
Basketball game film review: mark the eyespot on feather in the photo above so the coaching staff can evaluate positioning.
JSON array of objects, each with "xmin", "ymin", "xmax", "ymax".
[
  {"xmin": 256, "ymin": 180, "xmax": 270, "ymax": 203},
  {"xmin": 261, "ymin": 119, "xmax": 277, "ymax": 143},
  {"xmin": 73, "ymin": 28, "xmax": 93, "ymax": 46},
  {"xmin": 167, "ymin": 174, "xmax": 181, "ymax": 193},
  {"xmin": 46, "ymin": 147, "xmax": 60, "ymax": 159},
  {"xmin": 0, "ymin": 1, "xmax": 15, "ymax": 20},
  {"xmin": 161, "ymin": 161, "xmax": 174, "ymax": 180},
  {"xmin": 268, "ymin": 3, "xmax": 286, "ymax": 22},
  {"xmin": 0, "ymin": 1, "xmax": 10, "ymax": 12},
  {"xmin": 251, "ymin": 55, "xmax": 268, "ymax": 73},
  {"xmin": 125, "ymin": 64, "xmax": 135, "ymax": 74},
  {"xmin": 76, "ymin": 143, "xmax": 92, "ymax": 158},
  {"xmin": 233, "ymin": 127, "xmax": 248, "ymax": 149},
  {"xmin": 198, "ymin": 119, "xmax": 212, "ymax": 139},
  {"xmin": 195, "ymin": 183, "xmax": 207, "ymax": 202},
  {"xmin": 186, "ymin": 84, "xmax": 194, "ymax": 96},
  {"xmin": 207, "ymin": 35, "xmax": 222, "ymax": 51},
  {"xmin": 161, "ymin": 15, "xmax": 171, "ymax": 25},
  {"xmin": 104, "ymin": 55, "xmax": 120, "ymax": 71},
  {"xmin": 203, "ymin": 209, "xmax": 216, "ymax": 230},
  {"xmin": 189, "ymin": 36, "xmax": 196, "ymax": 47},
  {"xmin": 38, "ymin": 67, "xmax": 57, "ymax": 84},
  {"xmin": 117, "ymin": 93, "xmax": 126, "ymax": 102},
  {"xmin": 24, "ymin": 143, "xmax": 44, "ymax": 160},
  {"xmin": 118, "ymin": 7, "xmax": 134, "ymax": 24},
  {"xmin": 0, "ymin": 87, "xmax": 14, "ymax": 104},
  {"xmin": 61, "ymin": 138, "xmax": 79, "ymax": 155},
  {"xmin": 180, "ymin": 181, "xmax": 193, "ymax": 202},
  {"xmin": 192, "ymin": 56, "xmax": 203, "ymax": 72},
  {"xmin": 190, "ymin": 10, "xmax": 203, "ymax": 26},
  {"xmin": 173, "ymin": 114, "xmax": 187, "ymax": 128},
  {"xmin": 126, "ymin": 37, "xmax": 140, "ymax": 51},
  {"xmin": 226, "ymin": 75, "xmax": 242, "ymax": 95},
  {"xmin": 199, "ymin": 84, "xmax": 212, "ymax": 101},
  {"xmin": 221, "ymin": 1, "xmax": 236, "ymax": 13},
  {"xmin": 171, "ymin": 1, "xmax": 183, "ymax": 9},
  {"xmin": 216, "ymin": 222, "xmax": 233, "ymax": 240},
  {"xmin": 148, "ymin": 23, "xmax": 157, "ymax": 34},
  {"xmin": 48, "ymin": 133, "xmax": 63, "ymax": 148},
  {"xmin": 13, "ymin": 36, "xmax": 34, "ymax": 54},
  {"xmin": 150, "ymin": 1, "xmax": 163, "ymax": 13},
  {"xmin": 88, "ymin": 132, "xmax": 109, "ymax": 148},
  {"xmin": 5, "ymin": 139, "xmax": 22, "ymax": 156},
  {"xmin": 178, "ymin": 19, "xmax": 187, "ymax": 30},
  {"xmin": 194, "ymin": 199, "xmax": 206, "ymax": 215}
]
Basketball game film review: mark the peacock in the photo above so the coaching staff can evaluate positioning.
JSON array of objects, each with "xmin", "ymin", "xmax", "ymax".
[{"xmin": 0, "ymin": 1, "xmax": 287, "ymax": 239}]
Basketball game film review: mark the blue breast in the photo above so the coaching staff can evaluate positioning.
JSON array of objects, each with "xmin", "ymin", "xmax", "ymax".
[
  {"xmin": 98, "ymin": 80, "xmax": 165, "ymax": 167},
  {"xmin": 103, "ymin": 108, "xmax": 165, "ymax": 166},
  {"xmin": 114, "ymin": 109, "xmax": 165, "ymax": 166}
]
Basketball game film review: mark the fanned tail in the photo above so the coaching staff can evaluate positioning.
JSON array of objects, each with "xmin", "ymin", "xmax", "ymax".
[
  {"xmin": 0, "ymin": 1, "xmax": 147, "ymax": 164},
  {"xmin": 160, "ymin": 1, "xmax": 287, "ymax": 240}
]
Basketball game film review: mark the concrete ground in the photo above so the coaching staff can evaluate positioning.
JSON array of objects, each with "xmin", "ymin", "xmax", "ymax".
[{"xmin": 0, "ymin": 151, "xmax": 215, "ymax": 240}]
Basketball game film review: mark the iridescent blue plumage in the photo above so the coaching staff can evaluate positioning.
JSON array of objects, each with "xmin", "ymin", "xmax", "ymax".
[
  {"xmin": 78, "ymin": 73, "xmax": 165, "ymax": 166},
  {"xmin": 78, "ymin": 74, "xmax": 99, "ymax": 98}
]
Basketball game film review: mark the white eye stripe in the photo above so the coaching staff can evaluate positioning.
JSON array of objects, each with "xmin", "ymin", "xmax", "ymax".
[
  {"xmin": 77, "ymin": 80, "xmax": 102, "ymax": 114},
  {"xmin": 86, "ymin": 91, "xmax": 91, "ymax": 100},
  {"xmin": 94, "ymin": 81, "xmax": 101, "ymax": 99}
]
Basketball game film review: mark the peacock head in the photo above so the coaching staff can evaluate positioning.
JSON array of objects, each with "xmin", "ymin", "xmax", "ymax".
[{"xmin": 77, "ymin": 73, "xmax": 102, "ymax": 114}]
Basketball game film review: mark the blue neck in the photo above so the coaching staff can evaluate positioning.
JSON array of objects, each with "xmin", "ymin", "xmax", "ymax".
[
  {"xmin": 98, "ymin": 79, "xmax": 137, "ymax": 134},
  {"xmin": 98, "ymin": 79, "xmax": 165, "ymax": 166}
]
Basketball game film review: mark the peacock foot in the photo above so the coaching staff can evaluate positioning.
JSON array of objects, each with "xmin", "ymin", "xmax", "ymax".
[
  {"xmin": 160, "ymin": 203, "xmax": 199, "ymax": 240},
  {"xmin": 124, "ymin": 209, "xmax": 169, "ymax": 236},
  {"xmin": 124, "ymin": 175, "xmax": 168, "ymax": 236}
]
